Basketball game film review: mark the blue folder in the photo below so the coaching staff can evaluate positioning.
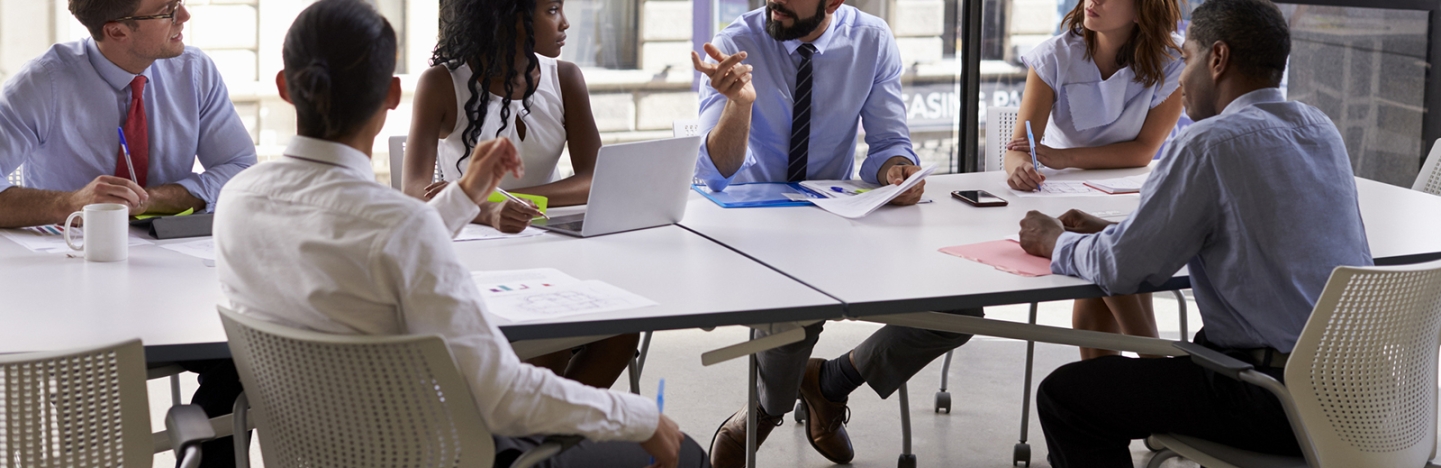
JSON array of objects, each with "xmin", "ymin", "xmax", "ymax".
[{"xmin": 692, "ymin": 183, "xmax": 827, "ymax": 208}]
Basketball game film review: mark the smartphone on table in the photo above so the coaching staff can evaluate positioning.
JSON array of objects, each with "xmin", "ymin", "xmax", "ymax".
[{"xmin": 952, "ymin": 190, "xmax": 1008, "ymax": 207}]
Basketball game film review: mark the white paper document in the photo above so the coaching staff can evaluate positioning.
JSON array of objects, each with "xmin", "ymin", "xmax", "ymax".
[
  {"xmin": 1083, "ymin": 174, "xmax": 1148, "ymax": 194},
  {"xmin": 809, "ymin": 164, "xmax": 937, "ymax": 218},
  {"xmin": 471, "ymin": 268, "xmax": 658, "ymax": 323},
  {"xmin": 1008, "ymin": 181, "xmax": 1113, "ymax": 198},
  {"xmin": 0, "ymin": 225, "xmax": 152, "ymax": 254},
  {"xmin": 158, "ymin": 238, "xmax": 215, "ymax": 261},
  {"xmin": 454, "ymin": 224, "xmax": 545, "ymax": 242}
]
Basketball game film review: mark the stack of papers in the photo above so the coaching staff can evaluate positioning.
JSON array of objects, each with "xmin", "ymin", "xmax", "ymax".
[
  {"xmin": 1009, "ymin": 181, "xmax": 1112, "ymax": 198},
  {"xmin": 1, "ymin": 225, "xmax": 152, "ymax": 254},
  {"xmin": 809, "ymin": 164, "xmax": 937, "ymax": 218},
  {"xmin": 159, "ymin": 238, "xmax": 215, "ymax": 261},
  {"xmin": 471, "ymin": 268, "xmax": 658, "ymax": 323},
  {"xmin": 1083, "ymin": 175, "xmax": 1148, "ymax": 194},
  {"xmin": 939, "ymin": 240, "xmax": 1053, "ymax": 277}
]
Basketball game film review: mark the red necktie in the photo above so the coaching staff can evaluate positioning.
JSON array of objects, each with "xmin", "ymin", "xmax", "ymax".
[{"xmin": 116, "ymin": 76, "xmax": 149, "ymax": 187}]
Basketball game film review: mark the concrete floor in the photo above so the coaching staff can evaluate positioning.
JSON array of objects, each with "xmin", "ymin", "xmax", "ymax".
[{"xmin": 147, "ymin": 294, "xmax": 1213, "ymax": 467}]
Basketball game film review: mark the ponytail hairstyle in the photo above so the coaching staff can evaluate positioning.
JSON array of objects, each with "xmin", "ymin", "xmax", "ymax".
[
  {"xmin": 433, "ymin": 0, "xmax": 539, "ymax": 174},
  {"xmin": 1061, "ymin": 0, "xmax": 1183, "ymax": 88},
  {"xmin": 282, "ymin": 0, "xmax": 397, "ymax": 141}
]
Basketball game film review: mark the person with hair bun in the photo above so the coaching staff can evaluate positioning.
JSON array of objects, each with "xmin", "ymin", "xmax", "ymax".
[
  {"xmin": 215, "ymin": 1, "xmax": 708, "ymax": 466},
  {"xmin": 405, "ymin": 0, "xmax": 640, "ymax": 394},
  {"xmin": 1005, "ymin": 0, "xmax": 1187, "ymax": 361}
]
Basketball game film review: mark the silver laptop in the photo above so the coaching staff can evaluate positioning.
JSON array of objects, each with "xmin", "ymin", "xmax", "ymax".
[{"xmin": 534, "ymin": 136, "xmax": 702, "ymax": 237}]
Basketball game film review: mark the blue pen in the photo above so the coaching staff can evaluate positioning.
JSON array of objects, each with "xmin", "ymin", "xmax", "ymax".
[
  {"xmin": 830, "ymin": 186, "xmax": 845, "ymax": 193},
  {"xmin": 116, "ymin": 127, "xmax": 139, "ymax": 184},
  {"xmin": 1024, "ymin": 121, "xmax": 1039, "ymax": 171},
  {"xmin": 650, "ymin": 379, "xmax": 666, "ymax": 464}
]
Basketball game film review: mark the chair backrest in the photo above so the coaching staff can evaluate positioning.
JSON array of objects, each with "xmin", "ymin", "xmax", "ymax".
[
  {"xmin": 984, "ymin": 107, "xmax": 1019, "ymax": 172},
  {"xmin": 6, "ymin": 164, "xmax": 22, "ymax": 188},
  {"xmin": 673, "ymin": 119, "xmax": 701, "ymax": 138},
  {"xmin": 0, "ymin": 339, "xmax": 152, "ymax": 468},
  {"xmin": 1413, "ymin": 139, "xmax": 1441, "ymax": 195},
  {"xmin": 218, "ymin": 306, "xmax": 496, "ymax": 468},
  {"xmin": 388, "ymin": 136, "xmax": 407, "ymax": 190},
  {"xmin": 1285, "ymin": 260, "xmax": 1441, "ymax": 467}
]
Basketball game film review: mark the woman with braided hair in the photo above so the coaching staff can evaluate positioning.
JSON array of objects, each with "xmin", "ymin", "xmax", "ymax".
[{"xmin": 404, "ymin": 0, "xmax": 640, "ymax": 392}]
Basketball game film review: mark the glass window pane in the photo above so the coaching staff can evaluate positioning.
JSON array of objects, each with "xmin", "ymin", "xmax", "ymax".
[
  {"xmin": 561, "ymin": 0, "xmax": 639, "ymax": 69},
  {"xmin": 1278, "ymin": 4, "xmax": 1430, "ymax": 187}
]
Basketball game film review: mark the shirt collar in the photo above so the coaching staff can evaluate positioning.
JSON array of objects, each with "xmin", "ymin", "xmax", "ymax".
[
  {"xmin": 84, "ymin": 37, "xmax": 151, "ymax": 91},
  {"xmin": 283, "ymin": 136, "xmax": 376, "ymax": 181},
  {"xmin": 1220, "ymin": 87, "xmax": 1286, "ymax": 117},
  {"xmin": 782, "ymin": 6, "xmax": 843, "ymax": 55}
]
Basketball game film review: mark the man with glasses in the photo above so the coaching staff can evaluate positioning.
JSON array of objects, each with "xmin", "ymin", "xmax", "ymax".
[
  {"xmin": 0, "ymin": 0, "xmax": 254, "ymax": 228},
  {"xmin": 0, "ymin": 0, "xmax": 255, "ymax": 466}
]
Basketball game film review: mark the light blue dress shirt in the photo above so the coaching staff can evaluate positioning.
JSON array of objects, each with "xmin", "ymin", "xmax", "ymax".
[
  {"xmin": 1051, "ymin": 88, "xmax": 1373, "ymax": 353},
  {"xmin": 1021, "ymin": 31, "xmax": 1183, "ymax": 150},
  {"xmin": 0, "ymin": 38, "xmax": 256, "ymax": 211},
  {"xmin": 696, "ymin": 5, "xmax": 917, "ymax": 190}
]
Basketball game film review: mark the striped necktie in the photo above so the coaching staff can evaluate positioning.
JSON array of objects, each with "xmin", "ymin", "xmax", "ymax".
[{"xmin": 787, "ymin": 44, "xmax": 817, "ymax": 183}]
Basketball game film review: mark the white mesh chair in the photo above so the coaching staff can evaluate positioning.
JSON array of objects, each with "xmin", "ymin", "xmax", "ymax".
[
  {"xmin": 6, "ymin": 164, "xmax": 21, "ymax": 187},
  {"xmin": 388, "ymin": 136, "xmax": 444, "ymax": 191},
  {"xmin": 984, "ymin": 107, "xmax": 1019, "ymax": 172},
  {"xmin": 1, "ymin": 339, "xmax": 214, "ymax": 468},
  {"xmin": 1147, "ymin": 259, "xmax": 1441, "ymax": 468},
  {"xmin": 218, "ymin": 306, "xmax": 578, "ymax": 468},
  {"xmin": 1413, "ymin": 139, "xmax": 1441, "ymax": 196}
]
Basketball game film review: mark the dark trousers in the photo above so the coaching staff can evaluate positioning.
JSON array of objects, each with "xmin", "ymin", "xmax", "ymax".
[
  {"xmin": 495, "ymin": 434, "xmax": 711, "ymax": 467},
  {"xmin": 178, "ymin": 359, "xmax": 245, "ymax": 468},
  {"xmin": 1036, "ymin": 353, "xmax": 1300, "ymax": 467}
]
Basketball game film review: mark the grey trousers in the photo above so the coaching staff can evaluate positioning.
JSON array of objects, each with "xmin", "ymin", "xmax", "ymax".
[{"xmin": 754, "ymin": 308, "xmax": 985, "ymax": 414}]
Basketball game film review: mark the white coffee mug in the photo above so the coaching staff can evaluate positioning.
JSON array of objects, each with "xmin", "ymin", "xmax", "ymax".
[{"xmin": 64, "ymin": 203, "xmax": 129, "ymax": 262}]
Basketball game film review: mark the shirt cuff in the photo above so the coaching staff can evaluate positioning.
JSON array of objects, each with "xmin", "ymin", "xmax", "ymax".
[
  {"xmin": 172, "ymin": 176, "xmax": 215, "ymax": 213},
  {"xmin": 428, "ymin": 183, "xmax": 482, "ymax": 237},
  {"xmin": 613, "ymin": 392, "xmax": 661, "ymax": 442},
  {"xmin": 861, "ymin": 152, "xmax": 917, "ymax": 185},
  {"xmin": 1050, "ymin": 231, "xmax": 1087, "ymax": 276},
  {"xmin": 695, "ymin": 135, "xmax": 752, "ymax": 192}
]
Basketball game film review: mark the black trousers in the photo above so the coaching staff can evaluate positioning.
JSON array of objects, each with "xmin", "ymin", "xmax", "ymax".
[
  {"xmin": 495, "ymin": 434, "xmax": 711, "ymax": 467},
  {"xmin": 1036, "ymin": 352, "xmax": 1300, "ymax": 467},
  {"xmin": 177, "ymin": 359, "xmax": 245, "ymax": 468}
]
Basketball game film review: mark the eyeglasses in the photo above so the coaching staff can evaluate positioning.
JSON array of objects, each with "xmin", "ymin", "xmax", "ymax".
[{"xmin": 112, "ymin": 0, "xmax": 184, "ymax": 24}]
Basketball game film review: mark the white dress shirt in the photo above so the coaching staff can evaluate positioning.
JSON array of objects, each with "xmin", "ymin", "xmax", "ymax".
[{"xmin": 214, "ymin": 136, "xmax": 658, "ymax": 442}]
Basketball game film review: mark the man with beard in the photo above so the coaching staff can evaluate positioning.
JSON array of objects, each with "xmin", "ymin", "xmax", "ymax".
[
  {"xmin": 0, "ymin": 0, "xmax": 255, "ymax": 465},
  {"xmin": 690, "ymin": 1, "xmax": 983, "ymax": 466}
]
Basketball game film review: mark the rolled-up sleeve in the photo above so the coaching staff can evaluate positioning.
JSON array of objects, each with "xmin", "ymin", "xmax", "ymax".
[
  {"xmin": 695, "ymin": 35, "xmax": 757, "ymax": 192},
  {"xmin": 1051, "ymin": 148, "xmax": 1216, "ymax": 294},
  {"xmin": 857, "ymin": 31, "xmax": 916, "ymax": 184},
  {"xmin": 182, "ymin": 53, "xmax": 256, "ymax": 212}
]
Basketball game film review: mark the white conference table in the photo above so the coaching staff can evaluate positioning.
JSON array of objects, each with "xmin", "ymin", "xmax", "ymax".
[
  {"xmin": 0, "ymin": 224, "xmax": 842, "ymax": 363},
  {"xmin": 679, "ymin": 168, "xmax": 1441, "ymax": 321}
]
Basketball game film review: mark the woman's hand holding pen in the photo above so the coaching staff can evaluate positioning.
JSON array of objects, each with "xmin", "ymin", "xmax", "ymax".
[{"xmin": 1006, "ymin": 137, "xmax": 1069, "ymax": 169}]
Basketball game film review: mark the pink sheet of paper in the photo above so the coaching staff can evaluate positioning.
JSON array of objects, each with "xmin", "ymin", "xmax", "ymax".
[{"xmin": 939, "ymin": 240, "xmax": 1054, "ymax": 277}]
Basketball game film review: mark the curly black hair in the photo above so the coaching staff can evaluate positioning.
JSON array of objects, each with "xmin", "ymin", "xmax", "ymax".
[{"xmin": 432, "ymin": 0, "xmax": 540, "ymax": 174}]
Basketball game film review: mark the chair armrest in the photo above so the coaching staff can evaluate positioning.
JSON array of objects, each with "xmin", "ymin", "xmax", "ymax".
[
  {"xmin": 1173, "ymin": 342, "xmax": 1252, "ymax": 381},
  {"xmin": 509, "ymin": 435, "xmax": 585, "ymax": 468},
  {"xmin": 165, "ymin": 404, "xmax": 216, "ymax": 468}
]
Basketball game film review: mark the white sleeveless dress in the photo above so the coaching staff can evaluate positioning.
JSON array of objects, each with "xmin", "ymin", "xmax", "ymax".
[{"xmin": 437, "ymin": 55, "xmax": 567, "ymax": 190}]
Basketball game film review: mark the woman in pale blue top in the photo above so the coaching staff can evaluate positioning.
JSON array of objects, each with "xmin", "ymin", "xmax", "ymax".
[{"xmin": 1004, "ymin": 0, "xmax": 1185, "ymax": 360}]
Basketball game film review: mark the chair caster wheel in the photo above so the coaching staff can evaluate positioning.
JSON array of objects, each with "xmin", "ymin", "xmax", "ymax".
[
  {"xmin": 898, "ymin": 454, "xmax": 917, "ymax": 468},
  {"xmin": 794, "ymin": 401, "xmax": 807, "ymax": 424},
  {"xmin": 1144, "ymin": 435, "xmax": 1162, "ymax": 452},
  {"xmin": 934, "ymin": 391, "xmax": 951, "ymax": 413},
  {"xmin": 1013, "ymin": 443, "xmax": 1030, "ymax": 467}
]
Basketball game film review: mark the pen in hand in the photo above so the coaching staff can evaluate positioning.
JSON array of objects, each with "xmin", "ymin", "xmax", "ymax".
[
  {"xmin": 650, "ymin": 378, "xmax": 665, "ymax": 465},
  {"xmin": 494, "ymin": 188, "xmax": 550, "ymax": 220},
  {"xmin": 117, "ymin": 127, "xmax": 139, "ymax": 184}
]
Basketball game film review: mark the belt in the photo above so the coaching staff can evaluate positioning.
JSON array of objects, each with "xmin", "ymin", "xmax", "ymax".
[{"xmin": 1245, "ymin": 348, "xmax": 1290, "ymax": 369}]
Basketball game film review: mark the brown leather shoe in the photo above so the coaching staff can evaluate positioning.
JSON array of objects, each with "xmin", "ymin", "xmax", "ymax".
[
  {"xmin": 798, "ymin": 357, "xmax": 855, "ymax": 463},
  {"xmin": 709, "ymin": 404, "xmax": 784, "ymax": 468}
]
